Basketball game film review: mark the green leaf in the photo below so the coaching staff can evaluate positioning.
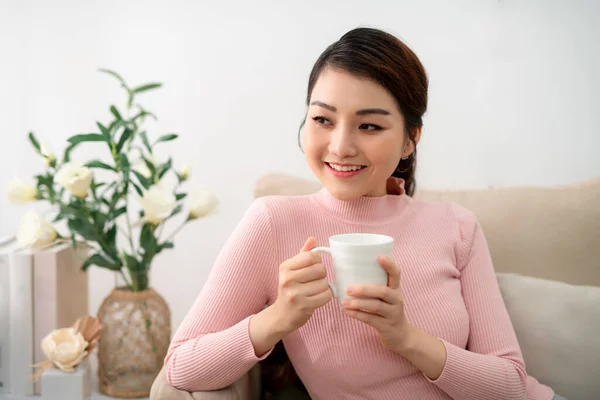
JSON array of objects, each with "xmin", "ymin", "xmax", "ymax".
[
  {"xmin": 155, "ymin": 134, "xmax": 178, "ymax": 144},
  {"xmin": 140, "ymin": 223, "xmax": 158, "ymax": 266},
  {"xmin": 108, "ymin": 119, "xmax": 126, "ymax": 135},
  {"xmin": 142, "ymin": 157, "xmax": 157, "ymax": 178},
  {"xmin": 82, "ymin": 253, "xmax": 121, "ymax": 271},
  {"xmin": 91, "ymin": 209, "xmax": 108, "ymax": 232},
  {"xmin": 175, "ymin": 193, "xmax": 187, "ymax": 201},
  {"xmin": 133, "ymin": 83, "xmax": 162, "ymax": 94},
  {"xmin": 127, "ymin": 91, "xmax": 134, "ymax": 110},
  {"xmin": 124, "ymin": 254, "xmax": 142, "ymax": 271},
  {"xmin": 96, "ymin": 122, "xmax": 111, "ymax": 140},
  {"xmin": 98, "ymin": 69, "xmax": 127, "ymax": 87},
  {"xmin": 60, "ymin": 204, "xmax": 87, "ymax": 220},
  {"xmin": 116, "ymin": 128, "xmax": 133, "ymax": 153},
  {"xmin": 119, "ymin": 153, "xmax": 130, "ymax": 176},
  {"xmin": 63, "ymin": 142, "xmax": 77, "ymax": 162},
  {"xmin": 139, "ymin": 131, "xmax": 152, "ymax": 154},
  {"xmin": 107, "ymin": 189, "xmax": 121, "ymax": 215},
  {"xmin": 111, "ymin": 207, "xmax": 127, "ymax": 219},
  {"xmin": 140, "ymin": 223, "xmax": 156, "ymax": 247},
  {"xmin": 168, "ymin": 204, "xmax": 183, "ymax": 220},
  {"xmin": 67, "ymin": 133, "xmax": 107, "ymax": 144},
  {"xmin": 28, "ymin": 132, "xmax": 41, "ymax": 153},
  {"xmin": 68, "ymin": 218, "xmax": 98, "ymax": 241},
  {"xmin": 157, "ymin": 241, "xmax": 174, "ymax": 253},
  {"xmin": 86, "ymin": 160, "xmax": 116, "ymax": 171},
  {"xmin": 35, "ymin": 174, "xmax": 53, "ymax": 188},
  {"xmin": 106, "ymin": 224, "xmax": 117, "ymax": 244},
  {"xmin": 157, "ymin": 158, "xmax": 172, "ymax": 180},
  {"xmin": 132, "ymin": 110, "xmax": 156, "ymax": 124},
  {"xmin": 53, "ymin": 212, "xmax": 66, "ymax": 223},
  {"xmin": 110, "ymin": 105, "xmax": 123, "ymax": 121},
  {"xmin": 105, "ymin": 224, "xmax": 118, "ymax": 256},
  {"xmin": 133, "ymin": 170, "xmax": 151, "ymax": 189},
  {"xmin": 132, "ymin": 182, "xmax": 144, "ymax": 197}
]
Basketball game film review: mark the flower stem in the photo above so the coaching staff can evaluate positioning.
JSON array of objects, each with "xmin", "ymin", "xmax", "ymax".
[
  {"xmin": 164, "ymin": 219, "xmax": 188, "ymax": 243},
  {"xmin": 120, "ymin": 269, "xmax": 132, "ymax": 289}
]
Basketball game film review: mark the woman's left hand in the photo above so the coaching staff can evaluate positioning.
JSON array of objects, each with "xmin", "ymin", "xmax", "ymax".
[{"xmin": 342, "ymin": 256, "xmax": 413, "ymax": 352}]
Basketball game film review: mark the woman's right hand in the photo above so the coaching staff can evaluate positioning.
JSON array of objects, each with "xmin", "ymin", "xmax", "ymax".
[{"xmin": 275, "ymin": 237, "xmax": 333, "ymax": 333}]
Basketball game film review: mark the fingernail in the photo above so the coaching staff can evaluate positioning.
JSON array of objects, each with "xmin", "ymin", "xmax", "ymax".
[{"xmin": 346, "ymin": 287, "xmax": 354, "ymax": 295}]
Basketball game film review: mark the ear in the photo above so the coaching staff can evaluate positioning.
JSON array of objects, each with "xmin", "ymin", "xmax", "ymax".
[{"xmin": 404, "ymin": 126, "xmax": 422, "ymax": 156}]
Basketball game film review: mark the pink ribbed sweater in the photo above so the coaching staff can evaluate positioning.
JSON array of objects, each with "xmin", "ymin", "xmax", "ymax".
[{"xmin": 165, "ymin": 189, "xmax": 554, "ymax": 400}]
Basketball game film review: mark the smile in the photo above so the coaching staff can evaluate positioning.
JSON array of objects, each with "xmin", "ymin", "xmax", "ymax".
[
  {"xmin": 325, "ymin": 162, "xmax": 366, "ymax": 178},
  {"xmin": 325, "ymin": 162, "xmax": 366, "ymax": 172}
]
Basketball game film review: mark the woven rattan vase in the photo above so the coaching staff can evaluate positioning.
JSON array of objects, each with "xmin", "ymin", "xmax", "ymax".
[{"xmin": 97, "ymin": 287, "xmax": 171, "ymax": 398}]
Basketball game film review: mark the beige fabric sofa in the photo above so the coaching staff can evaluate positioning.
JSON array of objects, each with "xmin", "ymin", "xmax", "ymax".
[{"xmin": 151, "ymin": 175, "xmax": 600, "ymax": 400}]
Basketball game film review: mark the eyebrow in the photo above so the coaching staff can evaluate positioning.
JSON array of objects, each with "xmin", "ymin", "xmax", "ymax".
[{"xmin": 310, "ymin": 101, "xmax": 391, "ymax": 116}]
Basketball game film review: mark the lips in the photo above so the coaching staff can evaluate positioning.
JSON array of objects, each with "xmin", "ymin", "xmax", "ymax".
[
  {"xmin": 325, "ymin": 162, "xmax": 366, "ymax": 178},
  {"xmin": 325, "ymin": 162, "xmax": 366, "ymax": 172}
]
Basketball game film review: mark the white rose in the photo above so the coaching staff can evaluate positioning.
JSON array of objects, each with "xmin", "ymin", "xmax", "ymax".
[
  {"xmin": 17, "ymin": 210, "xmax": 58, "ymax": 249},
  {"xmin": 177, "ymin": 164, "xmax": 192, "ymax": 182},
  {"xmin": 139, "ymin": 186, "xmax": 176, "ymax": 225},
  {"xmin": 7, "ymin": 178, "xmax": 38, "ymax": 204},
  {"xmin": 55, "ymin": 162, "xmax": 93, "ymax": 199},
  {"xmin": 189, "ymin": 188, "xmax": 219, "ymax": 219},
  {"xmin": 41, "ymin": 327, "xmax": 88, "ymax": 372}
]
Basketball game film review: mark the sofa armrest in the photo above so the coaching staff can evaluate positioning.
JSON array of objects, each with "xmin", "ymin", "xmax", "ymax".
[{"xmin": 150, "ymin": 365, "xmax": 255, "ymax": 400}]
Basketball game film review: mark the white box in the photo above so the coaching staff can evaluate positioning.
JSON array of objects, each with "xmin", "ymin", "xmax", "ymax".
[{"xmin": 40, "ymin": 359, "xmax": 91, "ymax": 400}]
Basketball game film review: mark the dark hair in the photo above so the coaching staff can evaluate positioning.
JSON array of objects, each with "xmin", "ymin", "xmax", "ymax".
[{"xmin": 298, "ymin": 27, "xmax": 428, "ymax": 197}]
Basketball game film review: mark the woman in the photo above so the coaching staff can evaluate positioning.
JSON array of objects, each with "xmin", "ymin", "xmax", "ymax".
[{"xmin": 164, "ymin": 27, "xmax": 565, "ymax": 400}]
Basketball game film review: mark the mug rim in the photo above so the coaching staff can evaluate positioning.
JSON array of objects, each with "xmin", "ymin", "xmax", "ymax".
[{"xmin": 329, "ymin": 233, "xmax": 393, "ymax": 245}]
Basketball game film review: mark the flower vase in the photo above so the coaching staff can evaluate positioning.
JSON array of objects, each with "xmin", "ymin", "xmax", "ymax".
[{"xmin": 97, "ymin": 283, "xmax": 171, "ymax": 398}]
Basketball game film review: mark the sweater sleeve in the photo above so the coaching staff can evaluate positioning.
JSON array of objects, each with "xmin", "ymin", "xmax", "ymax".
[
  {"xmin": 427, "ymin": 204, "xmax": 527, "ymax": 400},
  {"xmin": 164, "ymin": 197, "xmax": 277, "ymax": 391}
]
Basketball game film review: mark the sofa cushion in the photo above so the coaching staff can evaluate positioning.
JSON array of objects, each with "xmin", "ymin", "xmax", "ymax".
[
  {"xmin": 255, "ymin": 174, "xmax": 600, "ymax": 286},
  {"xmin": 497, "ymin": 273, "xmax": 600, "ymax": 400}
]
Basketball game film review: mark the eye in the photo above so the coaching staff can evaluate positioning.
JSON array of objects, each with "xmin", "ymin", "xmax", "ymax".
[
  {"xmin": 312, "ymin": 116, "xmax": 332, "ymax": 126},
  {"xmin": 359, "ymin": 123, "xmax": 383, "ymax": 131}
]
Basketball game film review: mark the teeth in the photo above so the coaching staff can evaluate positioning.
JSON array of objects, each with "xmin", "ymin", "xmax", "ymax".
[{"xmin": 328, "ymin": 163, "xmax": 364, "ymax": 172}]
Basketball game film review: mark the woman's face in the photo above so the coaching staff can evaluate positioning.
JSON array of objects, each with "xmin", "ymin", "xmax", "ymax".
[{"xmin": 304, "ymin": 67, "xmax": 417, "ymax": 200}]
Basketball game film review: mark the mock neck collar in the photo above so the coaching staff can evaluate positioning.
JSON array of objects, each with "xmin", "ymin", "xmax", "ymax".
[{"xmin": 310, "ymin": 179, "xmax": 410, "ymax": 224}]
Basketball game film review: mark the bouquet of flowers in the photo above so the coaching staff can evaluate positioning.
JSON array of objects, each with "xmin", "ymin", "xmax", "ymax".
[{"xmin": 7, "ymin": 69, "xmax": 218, "ymax": 291}]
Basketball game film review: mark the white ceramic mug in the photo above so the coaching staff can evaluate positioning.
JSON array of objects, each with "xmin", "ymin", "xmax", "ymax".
[{"xmin": 310, "ymin": 233, "xmax": 393, "ymax": 302}]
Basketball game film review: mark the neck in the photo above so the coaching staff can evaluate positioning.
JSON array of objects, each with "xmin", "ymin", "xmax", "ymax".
[{"xmin": 311, "ymin": 187, "xmax": 410, "ymax": 224}]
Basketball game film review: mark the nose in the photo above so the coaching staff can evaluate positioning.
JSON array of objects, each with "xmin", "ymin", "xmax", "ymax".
[{"xmin": 328, "ymin": 124, "xmax": 358, "ymax": 159}]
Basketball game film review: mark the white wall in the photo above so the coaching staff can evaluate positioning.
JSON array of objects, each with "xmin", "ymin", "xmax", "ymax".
[{"xmin": 1, "ymin": 0, "xmax": 599, "ymax": 332}]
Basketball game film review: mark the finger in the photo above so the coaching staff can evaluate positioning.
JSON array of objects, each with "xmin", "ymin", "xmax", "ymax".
[
  {"xmin": 299, "ymin": 277, "xmax": 330, "ymax": 297},
  {"xmin": 343, "ymin": 308, "xmax": 386, "ymax": 329},
  {"xmin": 285, "ymin": 252, "xmax": 321, "ymax": 271},
  {"xmin": 291, "ymin": 263, "xmax": 327, "ymax": 283},
  {"xmin": 300, "ymin": 237, "xmax": 317, "ymax": 252},
  {"xmin": 378, "ymin": 256, "xmax": 401, "ymax": 290},
  {"xmin": 342, "ymin": 297, "xmax": 394, "ymax": 318},
  {"xmin": 306, "ymin": 287, "xmax": 333, "ymax": 308},
  {"xmin": 347, "ymin": 284, "xmax": 397, "ymax": 305}
]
